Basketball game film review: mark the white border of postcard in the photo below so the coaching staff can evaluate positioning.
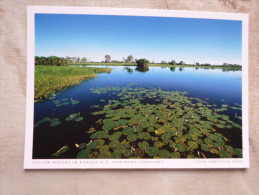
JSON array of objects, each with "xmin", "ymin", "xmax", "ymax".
[{"xmin": 25, "ymin": 6, "xmax": 249, "ymax": 169}]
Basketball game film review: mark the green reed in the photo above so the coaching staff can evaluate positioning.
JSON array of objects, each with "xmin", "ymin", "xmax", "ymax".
[{"xmin": 35, "ymin": 66, "xmax": 111, "ymax": 101}]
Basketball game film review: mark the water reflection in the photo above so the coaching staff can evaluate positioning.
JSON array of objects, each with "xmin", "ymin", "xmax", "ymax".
[
  {"xmin": 124, "ymin": 67, "xmax": 134, "ymax": 73},
  {"xmin": 170, "ymin": 67, "xmax": 176, "ymax": 71},
  {"xmin": 135, "ymin": 66, "xmax": 149, "ymax": 72}
]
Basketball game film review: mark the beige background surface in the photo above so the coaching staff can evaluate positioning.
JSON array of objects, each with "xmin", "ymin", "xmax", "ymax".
[{"xmin": 0, "ymin": 0, "xmax": 258, "ymax": 194}]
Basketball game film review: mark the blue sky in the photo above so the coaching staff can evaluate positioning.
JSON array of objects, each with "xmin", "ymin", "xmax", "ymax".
[{"xmin": 35, "ymin": 14, "xmax": 242, "ymax": 65}]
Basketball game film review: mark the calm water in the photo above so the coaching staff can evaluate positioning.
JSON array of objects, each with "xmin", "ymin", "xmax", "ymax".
[{"xmin": 33, "ymin": 66, "xmax": 242, "ymax": 158}]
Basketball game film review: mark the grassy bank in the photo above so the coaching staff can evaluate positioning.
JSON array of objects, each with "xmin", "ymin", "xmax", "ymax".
[{"xmin": 35, "ymin": 65, "xmax": 111, "ymax": 101}]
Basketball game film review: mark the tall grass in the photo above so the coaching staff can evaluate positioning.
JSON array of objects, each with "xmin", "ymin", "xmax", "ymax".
[{"xmin": 35, "ymin": 66, "xmax": 111, "ymax": 100}]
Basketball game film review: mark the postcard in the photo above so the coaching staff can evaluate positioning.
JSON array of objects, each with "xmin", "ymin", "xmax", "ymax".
[{"xmin": 25, "ymin": 6, "xmax": 249, "ymax": 169}]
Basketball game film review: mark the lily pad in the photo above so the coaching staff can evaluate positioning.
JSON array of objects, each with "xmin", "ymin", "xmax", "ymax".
[
  {"xmin": 146, "ymin": 147, "xmax": 159, "ymax": 157},
  {"xmin": 127, "ymin": 134, "xmax": 138, "ymax": 142},
  {"xmin": 188, "ymin": 141, "xmax": 198, "ymax": 150},
  {"xmin": 90, "ymin": 131, "xmax": 109, "ymax": 139},
  {"xmin": 201, "ymin": 144, "xmax": 210, "ymax": 152},
  {"xmin": 159, "ymin": 149, "xmax": 170, "ymax": 158},
  {"xmin": 234, "ymin": 148, "xmax": 242, "ymax": 158},
  {"xmin": 138, "ymin": 141, "xmax": 149, "ymax": 149},
  {"xmin": 77, "ymin": 148, "xmax": 91, "ymax": 159},
  {"xmin": 171, "ymin": 152, "xmax": 181, "ymax": 158},
  {"xmin": 65, "ymin": 113, "xmax": 84, "ymax": 122}
]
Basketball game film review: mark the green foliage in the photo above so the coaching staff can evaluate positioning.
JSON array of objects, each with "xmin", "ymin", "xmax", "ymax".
[
  {"xmin": 169, "ymin": 60, "xmax": 176, "ymax": 65},
  {"xmin": 35, "ymin": 66, "xmax": 111, "ymax": 101},
  {"xmin": 159, "ymin": 149, "xmax": 171, "ymax": 158},
  {"xmin": 77, "ymin": 148, "xmax": 91, "ymax": 158},
  {"xmin": 136, "ymin": 59, "xmax": 149, "ymax": 72},
  {"xmin": 136, "ymin": 59, "xmax": 149, "ymax": 67},
  {"xmin": 75, "ymin": 86, "xmax": 242, "ymax": 159},
  {"xmin": 35, "ymin": 56, "xmax": 68, "ymax": 66},
  {"xmin": 147, "ymin": 147, "xmax": 159, "ymax": 157}
]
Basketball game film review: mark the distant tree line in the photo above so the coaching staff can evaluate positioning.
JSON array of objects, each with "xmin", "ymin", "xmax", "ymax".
[
  {"xmin": 35, "ymin": 56, "xmax": 68, "ymax": 66},
  {"xmin": 35, "ymin": 55, "xmax": 242, "ymax": 69},
  {"xmin": 165, "ymin": 60, "xmax": 241, "ymax": 68}
]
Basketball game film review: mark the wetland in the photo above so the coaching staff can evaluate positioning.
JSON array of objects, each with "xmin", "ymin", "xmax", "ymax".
[{"xmin": 33, "ymin": 66, "xmax": 242, "ymax": 159}]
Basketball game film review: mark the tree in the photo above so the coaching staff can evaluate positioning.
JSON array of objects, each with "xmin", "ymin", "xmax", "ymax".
[
  {"xmin": 169, "ymin": 60, "xmax": 177, "ymax": 65},
  {"xmin": 105, "ymin": 55, "xmax": 111, "ymax": 63},
  {"xmin": 76, "ymin": 57, "xmax": 81, "ymax": 63},
  {"xmin": 178, "ymin": 61, "xmax": 184, "ymax": 65},
  {"xmin": 126, "ymin": 55, "xmax": 134, "ymax": 63},
  {"xmin": 136, "ymin": 58, "xmax": 149, "ymax": 72},
  {"xmin": 34, "ymin": 56, "xmax": 68, "ymax": 66},
  {"xmin": 81, "ymin": 57, "xmax": 87, "ymax": 63},
  {"xmin": 161, "ymin": 60, "xmax": 167, "ymax": 64},
  {"xmin": 66, "ymin": 56, "xmax": 72, "ymax": 62}
]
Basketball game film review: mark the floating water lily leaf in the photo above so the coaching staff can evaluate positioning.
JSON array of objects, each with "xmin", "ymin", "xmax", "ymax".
[
  {"xmin": 201, "ymin": 144, "xmax": 210, "ymax": 152},
  {"xmin": 204, "ymin": 138, "xmax": 214, "ymax": 145},
  {"xmin": 109, "ymin": 132, "xmax": 122, "ymax": 141},
  {"xmin": 52, "ymin": 145, "xmax": 70, "ymax": 157},
  {"xmin": 226, "ymin": 124, "xmax": 233, "ymax": 129},
  {"xmin": 161, "ymin": 132, "xmax": 171, "ymax": 143},
  {"xmin": 117, "ymin": 119, "xmax": 128, "ymax": 126},
  {"xmin": 210, "ymin": 148, "xmax": 219, "ymax": 154},
  {"xmin": 95, "ymin": 139, "xmax": 105, "ymax": 148},
  {"xmin": 90, "ymin": 131, "xmax": 108, "ymax": 139},
  {"xmin": 137, "ymin": 132, "xmax": 151, "ymax": 140},
  {"xmin": 65, "ymin": 113, "xmax": 84, "ymax": 122},
  {"xmin": 138, "ymin": 141, "xmax": 149, "ymax": 149},
  {"xmin": 111, "ymin": 152, "xmax": 122, "ymax": 158},
  {"xmin": 218, "ymin": 151, "xmax": 232, "ymax": 158},
  {"xmin": 230, "ymin": 107, "xmax": 241, "ymax": 110},
  {"xmin": 122, "ymin": 149, "xmax": 132, "ymax": 157},
  {"xmin": 127, "ymin": 134, "xmax": 138, "ymax": 142},
  {"xmin": 72, "ymin": 100, "xmax": 80, "ymax": 105},
  {"xmin": 49, "ymin": 118, "xmax": 61, "ymax": 127},
  {"xmin": 188, "ymin": 141, "xmax": 198, "ymax": 150},
  {"xmin": 196, "ymin": 139, "xmax": 203, "ymax": 145},
  {"xmin": 92, "ymin": 105, "xmax": 101, "ymax": 109},
  {"xmin": 174, "ymin": 144, "xmax": 186, "ymax": 152},
  {"xmin": 171, "ymin": 152, "xmax": 181, "ymax": 158},
  {"xmin": 86, "ymin": 140, "xmax": 99, "ymax": 150},
  {"xmin": 84, "ymin": 86, "xmax": 240, "ymax": 159},
  {"xmin": 155, "ymin": 128, "xmax": 166, "ymax": 135},
  {"xmin": 34, "ymin": 117, "xmax": 51, "ymax": 127},
  {"xmin": 232, "ymin": 123, "xmax": 242, "ymax": 129},
  {"xmin": 75, "ymin": 117, "xmax": 84, "ymax": 122},
  {"xmin": 77, "ymin": 148, "xmax": 91, "ymax": 158},
  {"xmin": 154, "ymin": 141, "xmax": 165, "ymax": 148},
  {"xmin": 234, "ymin": 148, "xmax": 242, "ymax": 158},
  {"xmin": 146, "ymin": 147, "xmax": 159, "ymax": 157},
  {"xmin": 122, "ymin": 127, "xmax": 134, "ymax": 135},
  {"xmin": 109, "ymin": 140, "xmax": 120, "ymax": 148},
  {"xmin": 102, "ymin": 122, "xmax": 117, "ymax": 131},
  {"xmin": 159, "ymin": 149, "xmax": 171, "ymax": 158}
]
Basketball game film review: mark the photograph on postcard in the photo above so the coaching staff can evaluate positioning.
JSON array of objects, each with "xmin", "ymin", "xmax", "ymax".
[{"xmin": 25, "ymin": 7, "xmax": 249, "ymax": 169}]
